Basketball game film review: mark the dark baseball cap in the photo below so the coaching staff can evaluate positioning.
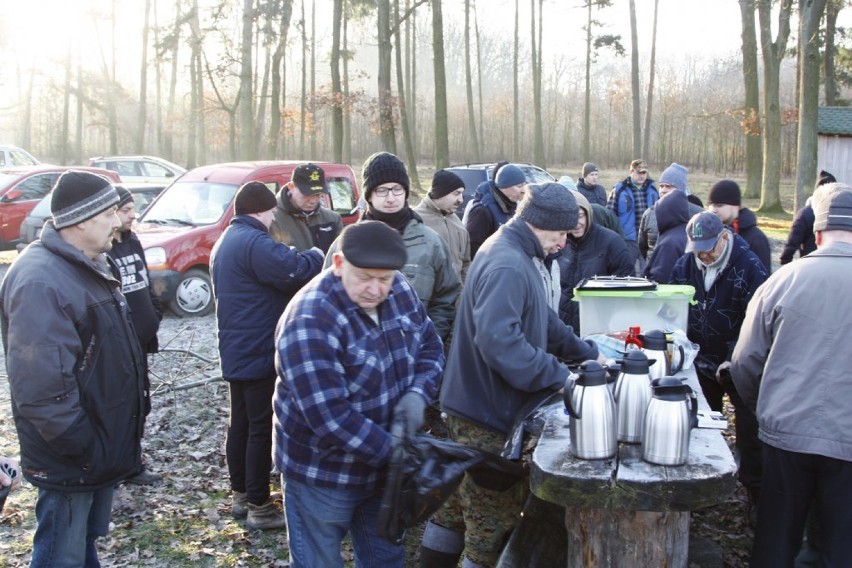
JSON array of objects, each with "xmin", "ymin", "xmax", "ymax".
[
  {"xmin": 292, "ymin": 163, "xmax": 328, "ymax": 196},
  {"xmin": 685, "ymin": 211, "xmax": 725, "ymax": 253}
]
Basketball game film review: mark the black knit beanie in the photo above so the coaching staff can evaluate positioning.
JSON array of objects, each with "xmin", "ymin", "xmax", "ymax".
[
  {"xmin": 707, "ymin": 179, "xmax": 742, "ymax": 206},
  {"xmin": 115, "ymin": 185, "xmax": 134, "ymax": 208},
  {"xmin": 362, "ymin": 152, "xmax": 410, "ymax": 201},
  {"xmin": 234, "ymin": 181, "xmax": 277, "ymax": 215},
  {"xmin": 429, "ymin": 170, "xmax": 465, "ymax": 199},
  {"xmin": 340, "ymin": 220, "xmax": 407, "ymax": 269},
  {"xmin": 51, "ymin": 170, "xmax": 119, "ymax": 229},
  {"xmin": 817, "ymin": 170, "xmax": 837, "ymax": 188}
]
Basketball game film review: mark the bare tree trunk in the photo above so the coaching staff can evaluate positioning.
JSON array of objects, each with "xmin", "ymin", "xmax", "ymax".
[
  {"xmin": 300, "ymin": 0, "xmax": 307, "ymax": 156},
  {"xmin": 343, "ymin": 2, "xmax": 352, "ymax": 164},
  {"xmin": 187, "ymin": 0, "xmax": 204, "ymax": 168},
  {"xmin": 823, "ymin": 0, "xmax": 841, "ymax": 105},
  {"xmin": 267, "ymin": 0, "xmax": 293, "ymax": 158},
  {"xmin": 152, "ymin": 0, "xmax": 162, "ymax": 155},
  {"xmin": 513, "ymin": 0, "xmax": 520, "ymax": 161},
  {"xmin": 238, "ymin": 0, "xmax": 255, "ymax": 160},
  {"xmin": 165, "ymin": 0, "xmax": 181, "ymax": 159},
  {"xmin": 757, "ymin": 0, "xmax": 792, "ymax": 212},
  {"xmin": 136, "ymin": 0, "xmax": 151, "ymax": 153},
  {"xmin": 394, "ymin": 0, "xmax": 420, "ymax": 189},
  {"xmin": 629, "ymin": 0, "xmax": 641, "ymax": 157},
  {"xmin": 378, "ymin": 0, "xmax": 397, "ymax": 152},
  {"xmin": 530, "ymin": 0, "xmax": 545, "ymax": 167},
  {"xmin": 76, "ymin": 44, "xmax": 84, "ymax": 164},
  {"xmin": 582, "ymin": 0, "xmax": 592, "ymax": 161},
  {"xmin": 740, "ymin": 0, "xmax": 763, "ymax": 199},
  {"xmin": 61, "ymin": 46, "xmax": 72, "ymax": 165},
  {"xmin": 432, "ymin": 0, "xmax": 450, "ymax": 168},
  {"xmin": 794, "ymin": 0, "xmax": 827, "ymax": 209},
  {"xmin": 310, "ymin": 0, "xmax": 317, "ymax": 157},
  {"xmin": 475, "ymin": 5, "xmax": 484, "ymax": 156},
  {"xmin": 464, "ymin": 0, "xmax": 480, "ymax": 161},
  {"xmin": 331, "ymin": 0, "xmax": 344, "ymax": 162},
  {"xmin": 642, "ymin": 0, "xmax": 659, "ymax": 159}
]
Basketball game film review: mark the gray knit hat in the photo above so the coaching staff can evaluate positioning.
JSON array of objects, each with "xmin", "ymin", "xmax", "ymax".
[
  {"xmin": 516, "ymin": 183, "xmax": 579, "ymax": 231},
  {"xmin": 813, "ymin": 182, "xmax": 852, "ymax": 232},
  {"xmin": 51, "ymin": 170, "xmax": 119, "ymax": 229},
  {"xmin": 582, "ymin": 162, "xmax": 599, "ymax": 178},
  {"xmin": 659, "ymin": 163, "xmax": 689, "ymax": 192}
]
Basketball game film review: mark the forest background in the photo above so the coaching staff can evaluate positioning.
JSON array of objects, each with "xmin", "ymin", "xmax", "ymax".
[{"xmin": 1, "ymin": 0, "xmax": 851, "ymax": 214}]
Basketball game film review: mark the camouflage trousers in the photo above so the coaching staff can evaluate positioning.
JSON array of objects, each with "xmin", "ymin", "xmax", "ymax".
[{"xmin": 429, "ymin": 415, "xmax": 528, "ymax": 567}]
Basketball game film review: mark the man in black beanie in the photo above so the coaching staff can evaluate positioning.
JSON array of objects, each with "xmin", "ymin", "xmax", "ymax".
[
  {"xmin": 707, "ymin": 179, "xmax": 772, "ymax": 272},
  {"xmin": 274, "ymin": 220, "xmax": 444, "ymax": 568},
  {"xmin": 413, "ymin": 169, "xmax": 471, "ymax": 282},
  {"xmin": 210, "ymin": 181, "xmax": 323, "ymax": 530},
  {"xmin": 108, "ymin": 185, "xmax": 164, "ymax": 485},
  {"xmin": 325, "ymin": 152, "xmax": 461, "ymax": 341},
  {"xmin": 0, "ymin": 170, "xmax": 147, "ymax": 565}
]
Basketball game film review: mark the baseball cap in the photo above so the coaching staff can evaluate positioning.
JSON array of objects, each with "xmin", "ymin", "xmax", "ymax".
[
  {"xmin": 685, "ymin": 211, "xmax": 725, "ymax": 253},
  {"xmin": 292, "ymin": 163, "xmax": 328, "ymax": 196}
]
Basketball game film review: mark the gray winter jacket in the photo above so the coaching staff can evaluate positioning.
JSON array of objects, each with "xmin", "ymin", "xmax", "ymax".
[
  {"xmin": 440, "ymin": 218, "xmax": 599, "ymax": 435},
  {"xmin": 731, "ymin": 241, "xmax": 852, "ymax": 462},
  {"xmin": 414, "ymin": 195, "xmax": 471, "ymax": 283}
]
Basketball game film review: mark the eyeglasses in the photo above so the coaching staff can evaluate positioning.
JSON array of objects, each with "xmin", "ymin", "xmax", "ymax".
[{"xmin": 373, "ymin": 185, "xmax": 406, "ymax": 197}]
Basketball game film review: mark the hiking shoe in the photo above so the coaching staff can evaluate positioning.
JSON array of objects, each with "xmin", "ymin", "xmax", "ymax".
[
  {"xmin": 126, "ymin": 467, "xmax": 163, "ymax": 486},
  {"xmin": 232, "ymin": 491, "xmax": 248, "ymax": 519},
  {"xmin": 246, "ymin": 499, "xmax": 287, "ymax": 530}
]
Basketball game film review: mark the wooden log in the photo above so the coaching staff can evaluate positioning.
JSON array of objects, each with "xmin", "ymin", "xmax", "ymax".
[{"xmin": 564, "ymin": 508, "xmax": 690, "ymax": 567}]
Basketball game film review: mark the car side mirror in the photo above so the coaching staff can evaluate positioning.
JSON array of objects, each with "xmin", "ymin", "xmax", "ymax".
[
  {"xmin": 165, "ymin": 171, "xmax": 175, "ymax": 177},
  {"xmin": 1, "ymin": 189, "xmax": 23, "ymax": 202}
]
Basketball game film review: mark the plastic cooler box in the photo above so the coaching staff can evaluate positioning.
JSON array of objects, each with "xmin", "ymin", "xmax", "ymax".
[{"xmin": 574, "ymin": 284, "xmax": 695, "ymax": 336}]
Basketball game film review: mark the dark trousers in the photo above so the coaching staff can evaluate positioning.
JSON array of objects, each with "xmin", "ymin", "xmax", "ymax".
[
  {"xmin": 752, "ymin": 445, "xmax": 852, "ymax": 568},
  {"xmin": 226, "ymin": 377, "xmax": 275, "ymax": 505},
  {"xmin": 697, "ymin": 366, "xmax": 762, "ymax": 494}
]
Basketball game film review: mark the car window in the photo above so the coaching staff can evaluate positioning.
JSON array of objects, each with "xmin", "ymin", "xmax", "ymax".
[
  {"xmin": 9, "ymin": 150, "xmax": 38, "ymax": 166},
  {"xmin": 327, "ymin": 177, "xmax": 356, "ymax": 215},
  {"xmin": 521, "ymin": 166, "xmax": 556, "ymax": 184},
  {"xmin": 140, "ymin": 161, "xmax": 172, "ymax": 177},
  {"xmin": 15, "ymin": 173, "xmax": 60, "ymax": 200},
  {"xmin": 141, "ymin": 181, "xmax": 238, "ymax": 225},
  {"xmin": 114, "ymin": 161, "xmax": 140, "ymax": 177},
  {"xmin": 0, "ymin": 154, "xmax": 5, "ymax": 167}
]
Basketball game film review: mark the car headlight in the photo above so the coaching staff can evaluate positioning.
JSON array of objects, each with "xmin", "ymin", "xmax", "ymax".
[{"xmin": 144, "ymin": 247, "xmax": 167, "ymax": 270}]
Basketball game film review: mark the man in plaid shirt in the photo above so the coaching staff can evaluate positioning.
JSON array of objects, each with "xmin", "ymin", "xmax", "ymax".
[{"xmin": 273, "ymin": 220, "xmax": 444, "ymax": 567}]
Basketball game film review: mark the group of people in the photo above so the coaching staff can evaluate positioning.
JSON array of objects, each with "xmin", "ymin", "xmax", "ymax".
[{"xmin": 0, "ymin": 153, "xmax": 848, "ymax": 568}]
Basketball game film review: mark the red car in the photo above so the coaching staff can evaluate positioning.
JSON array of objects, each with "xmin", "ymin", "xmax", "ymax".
[
  {"xmin": 136, "ymin": 160, "xmax": 361, "ymax": 317},
  {"xmin": 0, "ymin": 165, "xmax": 121, "ymax": 250}
]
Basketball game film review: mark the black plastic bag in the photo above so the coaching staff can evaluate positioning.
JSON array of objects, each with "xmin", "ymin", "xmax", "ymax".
[{"xmin": 376, "ymin": 428, "xmax": 525, "ymax": 544}]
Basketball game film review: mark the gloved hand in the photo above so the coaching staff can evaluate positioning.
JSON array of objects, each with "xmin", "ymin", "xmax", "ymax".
[{"xmin": 393, "ymin": 392, "xmax": 427, "ymax": 437}]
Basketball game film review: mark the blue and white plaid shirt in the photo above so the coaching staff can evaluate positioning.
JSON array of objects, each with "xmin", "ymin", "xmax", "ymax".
[{"xmin": 273, "ymin": 269, "xmax": 444, "ymax": 490}]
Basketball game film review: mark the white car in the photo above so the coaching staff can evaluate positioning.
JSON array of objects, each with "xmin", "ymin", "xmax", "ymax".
[
  {"xmin": 88, "ymin": 155, "xmax": 186, "ymax": 184},
  {"xmin": 0, "ymin": 145, "xmax": 39, "ymax": 167}
]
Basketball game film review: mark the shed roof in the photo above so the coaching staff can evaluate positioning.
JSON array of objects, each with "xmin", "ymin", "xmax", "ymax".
[{"xmin": 818, "ymin": 106, "xmax": 852, "ymax": 135}]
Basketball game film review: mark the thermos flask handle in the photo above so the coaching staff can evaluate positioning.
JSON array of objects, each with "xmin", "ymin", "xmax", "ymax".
[{"xmin": 563, "ymin": 378, "xmax": 583, "ymax": 419}]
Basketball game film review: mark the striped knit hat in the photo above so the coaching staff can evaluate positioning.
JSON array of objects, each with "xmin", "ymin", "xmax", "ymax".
[{"xmin": 51, "ymin": 170, "xmax": 118, "ymax": 229}]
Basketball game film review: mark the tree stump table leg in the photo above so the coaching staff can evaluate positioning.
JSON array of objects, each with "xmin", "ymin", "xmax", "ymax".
[{"xmin": 564, "ymin": 508, "xmax": 690, "ymax": 567}]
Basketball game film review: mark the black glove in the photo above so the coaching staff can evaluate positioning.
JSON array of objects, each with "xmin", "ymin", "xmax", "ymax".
[{"xmin": 393, "ymin": 392, "xmax": 427, "ymax": 437}]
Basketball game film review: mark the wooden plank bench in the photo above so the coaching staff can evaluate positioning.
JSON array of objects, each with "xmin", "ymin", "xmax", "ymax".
[{"xmin": 498, "ymin": 368, "xmax": 737, "ymax": 567}]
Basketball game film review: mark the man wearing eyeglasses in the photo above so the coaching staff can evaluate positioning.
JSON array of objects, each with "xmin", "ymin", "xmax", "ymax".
[
  {"xmin": 670, "ymin": 211, "xmax": 768, "ymax": 526},
  {"xmin": 607, "ymin": 159, "xmax": 660, "ymax": 274},
  {"xmin": 325, "ymin": 152, "xmax": 461, "ymax": 341}
]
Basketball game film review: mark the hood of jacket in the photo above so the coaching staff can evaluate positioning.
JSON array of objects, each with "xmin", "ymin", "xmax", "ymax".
[
  {"xmin": 569, "ymin": 190, "xmax": 592, "ymax": 241},
  {"xmin": 737, "ymin": 207, "xmax": 758, "ymax": 231},
  {"xmin": 655, "ymin": 190, "xmax": 690, "ymax": 233}
]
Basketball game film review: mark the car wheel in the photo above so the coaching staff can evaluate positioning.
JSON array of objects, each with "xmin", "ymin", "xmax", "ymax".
[{"xmin": 170, "ymin": 268, "xmax": 214, "ymax": 317}]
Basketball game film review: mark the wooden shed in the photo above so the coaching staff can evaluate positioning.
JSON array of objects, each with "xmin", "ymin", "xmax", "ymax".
[{"xmin": 818, "ymin": 106, "xmax": 852, "ymax": 184}]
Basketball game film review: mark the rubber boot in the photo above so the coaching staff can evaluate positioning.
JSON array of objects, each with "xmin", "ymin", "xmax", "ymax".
[
  {"xmin": 246, "ymin": 499, "xmax": 287, "ymax": 530},
  {"xmin": 420, "ymin": 520, "xmax": 464, "ymax": 568}
]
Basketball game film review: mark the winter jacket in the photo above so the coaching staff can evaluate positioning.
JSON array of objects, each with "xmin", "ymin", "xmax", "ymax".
[
  {"xmin": 557, "ymin": 194, "xmax": 634, "ymax": 333},
  {"xmin": 607, "ymin": 176, "xmax": 659, "ymax": 241},
  {"xmin": 732, "ymin": 241, "xmax": 852, "ymax": 462},
  {"xmin": 269, "ymin": 188, "xmax": 343, "ymax": 253},
  {"xmin": 643, "ymin": 190, "xmax": 690, "ymax": 284},
  {"xmin": 779, "ymin": 204, "xmax": 816, "ymax": 265},
  {"xmin": 590, "ymin": 203, "xmax": 624, "ymax": 238},
  {"xmin": 733, "ymin": 207, "xmax": 772, "ymax": 272},
  {"xmin": 639, "ymin": 200, "xmax": 703, "ymax": 260},
  {"xmin": 414, "ymin": 195, "xmax": 471, "ymax": 283},
  {"xmin": 465, "ymin": 182, "xmax": 516, "ymax": 257},
  {"xmin": 210, "ymin": 215, "xmax": 323, "ymax": 380},
  {"xmin": 670, "ymin": 232, "xmax": 768, "ymax": 367},
  {"xmin": 440, "ymin": 218, "xmax": 599, "ymax": 435},
  {"xmin": 0, "ymin": 222, "xmax": 146, "ymax": 490},
  {"xmin": 325, "ymin": 214, "xmax": 461, "ymax": 340},
  {"xmin": 575, "ymin": 178, "xmax": 607, "ymax": 207},
  {"xmin": 108, "ymin": 230, "xmax": 162, "ymax": 353}
]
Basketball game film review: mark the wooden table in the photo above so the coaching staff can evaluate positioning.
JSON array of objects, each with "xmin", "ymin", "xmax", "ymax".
[{"xmin": 497, "ymin": 368, "xmax": 737, "ymax": 567}]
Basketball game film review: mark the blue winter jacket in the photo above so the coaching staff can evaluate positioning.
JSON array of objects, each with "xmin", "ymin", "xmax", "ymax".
[
  {"xmin": 210, "ymin": 215, "xmax": 323, "ymax": 380},
  {"xmin": 607, "ymin": 177, "xmax": 659, "ymax": 241},
  {"xmin": 670, "ymin": 232, "xmax": 768, "ymax": 366}
]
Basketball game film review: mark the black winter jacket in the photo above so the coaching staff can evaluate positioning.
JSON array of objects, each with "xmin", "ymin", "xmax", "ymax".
[
  {"xmin": 734, "ymin": 208, "xmax": 772, "ymax": 272},
  {"xmin": 0, "ymin": 223, "xmax": 146, "ymax": 490},
  {"xmin": 644, "ymin": 191, "xmax": 690, "ymax": 284},
  {"xmin": 779, "ymin": 205, "xmax": 816, "ymax": 264},
  {"xmin": 109, "ymin": 230, "xmax": 162, "ymax": 353}
]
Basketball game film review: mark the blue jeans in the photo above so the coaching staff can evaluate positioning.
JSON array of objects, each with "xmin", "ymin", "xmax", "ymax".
[
  {"xmin": 284, "ymin": 477, "xmax": 404, "ymax": 568},
  {"xmin": 30, "ymin": 485, "xmax": 114, "ymax": 568}
]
